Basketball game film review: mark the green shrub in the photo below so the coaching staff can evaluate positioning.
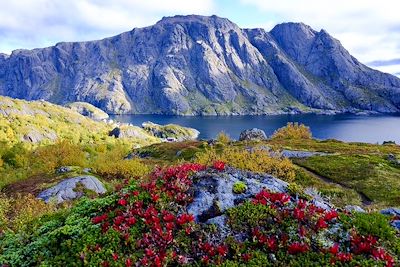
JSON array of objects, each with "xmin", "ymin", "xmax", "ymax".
[
  {"xmin": 227, "ymin": 201, "xmax": 275, "ymax": 232},
  {"xmin": 232, "ymin": 181, "xmax": 247, "ymax": 194},
  {"xmin": 351, "ymin": 212, "xmax": 396, "ymax": 241}
]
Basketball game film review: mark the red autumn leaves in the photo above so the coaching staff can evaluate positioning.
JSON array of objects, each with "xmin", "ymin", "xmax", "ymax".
[{"xmin": 90, "ymin": 162, "xmax": 396, "ymax": 267}]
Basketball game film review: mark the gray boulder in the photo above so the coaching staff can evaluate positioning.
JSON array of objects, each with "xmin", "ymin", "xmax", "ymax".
[
  {"xmin": 279, "ymin": 149, "xmax": 329, "ymax": 158},
  {"xmin": 344, "ymin": 205, "xmax": 366, "ymax": 213},
  {"xmin": 381, "ymin": 207, "xmax": 400, "ymax": 216},
  {"xmin": 56, "ymin": 166, "xmax": 74, "ymax": 174},
  {"xmin": 239, "ymin": 128, "xmax": 267, "ymax": 141},
  {"xmin": 381, "ymin": 208, "xmax": 400, "ymax": 231},
  {"xmin": 37, "ymin": 175, "xmax": 106, "ymax": 203},
  {"xmin": 386, "ymin": 154, "xmax": 400, "ymax": 165}
]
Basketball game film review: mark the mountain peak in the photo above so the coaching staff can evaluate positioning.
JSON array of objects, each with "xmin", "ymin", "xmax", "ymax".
[
  {"xmin": 271, "ymin": 22, "xmax": 317, "ymax": 39},
  {"xmin": 156, "ymin": 14, "xmax": 238, "ymax": 29}
]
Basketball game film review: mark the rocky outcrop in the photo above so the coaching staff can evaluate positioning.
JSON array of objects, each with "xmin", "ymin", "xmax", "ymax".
[
  {"xmin": 381, "ymin": 208, "xmax": 400, "ymax": 230},
  {"xmin": 22, "ymin": 129, "xmax": 57, "ymax": 144},
  {"xmin": 66, "ymin": 102, "xmax": 109, "ymax": 121},
  {"xmin": 187, "ymin": 167, "xmax": 289, "ymax": 223},
  {"xmin": 1, "ymin": 15, "xmax": 400, "ymax": 115},
  {"xmin": 109, "ymin": 125, "xmax": 153, "ymax": 139},
  {"xmin": 142, "ymin": 121, "xmax": 199, "ymax": 141},
  {"xmin": 187, "ymin": 167, "xmax": 334, "ymax": 234},
  {"xmin": 37, "ymin": 175, "xmax": 106, "ymax": 203},
  {"xmin": 238, "ymin": 128, "xmax": 267, "ymax": 141}
]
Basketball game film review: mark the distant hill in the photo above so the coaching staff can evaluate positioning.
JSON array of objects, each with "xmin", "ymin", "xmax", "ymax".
[
  {"xmin": 1, "ymin": 15, "xmax": 400, "ymax": 115},
  {"xmin": 0, "ymin": 96, "xmax": 160, "ymax": 146}
]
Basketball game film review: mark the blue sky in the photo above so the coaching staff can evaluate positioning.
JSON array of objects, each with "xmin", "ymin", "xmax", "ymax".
[{"xmin": 1, "ymin": 0, "xmax": 399, "ymax": 76}]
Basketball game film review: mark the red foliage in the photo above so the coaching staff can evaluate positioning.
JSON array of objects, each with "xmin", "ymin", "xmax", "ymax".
[
  {"xmin": 253, "ymin": 190, "xmax": 291, "ymax": 206},
  {"xmin": 288, "ymin": 242, "xmax": 309, "ymax": 254},
  {"xmin": 213, "ymin": 160, "xmax": 226, "ymax": 171},
  {"xmin": 89, "ymin": 162, "xmax": 397, "ymax": 266}
]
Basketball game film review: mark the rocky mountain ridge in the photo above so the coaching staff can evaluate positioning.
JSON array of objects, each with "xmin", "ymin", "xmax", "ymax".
[{"xmin": 1, "ymin": 15, "xmax": 400, "ymax": 115}]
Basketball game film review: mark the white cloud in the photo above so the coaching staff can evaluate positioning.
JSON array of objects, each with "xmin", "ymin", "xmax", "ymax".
[
  {"xmin": 0, "ymin": 0, "xmax": 215, "ymax": 53},
  {"xmin": 240, "ymin": 0, "xmax": 400, "ymax": 73}
]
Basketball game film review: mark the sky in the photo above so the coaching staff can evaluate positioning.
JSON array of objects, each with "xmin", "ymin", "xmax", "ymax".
[{"xmin": 1, "ymin": 0, "xmax": 399, "ymax": 76}]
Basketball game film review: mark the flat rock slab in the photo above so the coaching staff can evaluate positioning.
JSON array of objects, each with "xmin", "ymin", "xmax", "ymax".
[
  {"xmin": 381, "ymin": 207, "xmax": 400, "ymax": 216},
  {"xmin": 280, "ymin": 150, "xmax": 329, "ymax": 158},
  {"xmin": 380, "ymin": 208, "xmax": 400, "ymax": 231},
  {"xmin": 246, "ymin": 146, "xmax": 329, "ymax": 159},
  {"xmin": 187, "ymin": 167, "xmax": 289, "ymax": 223},
  {"xmin": 37, "ymin": 175, "xmax": 106, "ymax": 203}
]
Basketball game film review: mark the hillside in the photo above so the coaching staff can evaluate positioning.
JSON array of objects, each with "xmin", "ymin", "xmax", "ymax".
[
  {"xmin": 1, "ymin": 15, "xmax": 400, "ymax": 115},
  {"xmin": 0, "ymin": 96, "xmax": 159, "ymax": 146},
  {"xmin": 0, "ymin": 124, "xmax": 399, "ymax": 266}
]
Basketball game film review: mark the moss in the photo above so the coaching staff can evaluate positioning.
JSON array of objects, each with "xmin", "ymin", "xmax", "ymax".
[{"xmin": 232, "ymin": 181, "xmax": 247, "ymax": 194}]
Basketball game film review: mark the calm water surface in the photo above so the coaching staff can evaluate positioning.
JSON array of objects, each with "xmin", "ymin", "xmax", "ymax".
[{"xmin": 110, "ymin": 114, "xmax": 400, "ymax": 144}]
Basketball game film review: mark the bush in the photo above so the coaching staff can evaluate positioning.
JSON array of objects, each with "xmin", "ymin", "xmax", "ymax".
[
  {"xmin": 32, "ymin": 141, "xmax": 87, "ymax": 172},
  {"xmin": 351, "ymin": 213, "xmax": 396, "ymax": 241},
  {"xmin": 232, "ymin": 181, "xmax": 247, "ymax": 194},
  {"xmin": 0, "ymin": 194, "xmax": 57, "ymax": 232},
  {"xmin": 216, "ymin": 131, "xmax": 231, "ymax": 144},
  {"xmin": 196, "ymin": 147, "xmax": 296, "ymax": 182},
  {"xmin": 91, "ymin": 145, "xmax": 150, "ymax": 180},
  {"xmin": 271, "ymin": 122, "xmax": 312, "ymax": 140}
]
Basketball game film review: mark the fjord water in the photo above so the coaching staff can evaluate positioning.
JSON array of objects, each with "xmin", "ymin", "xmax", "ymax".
[{"xmin": 111, "ymin": 114, "xmax": 400, "ymax": 144}]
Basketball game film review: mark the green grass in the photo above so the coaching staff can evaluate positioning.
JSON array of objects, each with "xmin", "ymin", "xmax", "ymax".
[{"xmin": 294, "ymin": 155, "xmax": 400, "ymax": 207}]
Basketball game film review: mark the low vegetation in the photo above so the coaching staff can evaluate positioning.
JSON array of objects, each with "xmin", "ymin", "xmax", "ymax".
[
  {"xmin": 195, "ymin": 147, "xmax": 296, "ymax": 182},
  {"xmin": 0, "ymin": 113, "xmax": 399, "ymax": 266},
  {"xmin": 0, "ymin": 164, "xmax": 398, "ymax": 266},
  {"xmin": 271, "ymin": 122, "xmax": 312, "ymax": 140}
]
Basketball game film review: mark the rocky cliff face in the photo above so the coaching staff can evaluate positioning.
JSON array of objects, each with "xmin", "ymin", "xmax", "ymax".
[{"xmin": 1, "ymin": 15, "xmax": 400, "ymax": 115}]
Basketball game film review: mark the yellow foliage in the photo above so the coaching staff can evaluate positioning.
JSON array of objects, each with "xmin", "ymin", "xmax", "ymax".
[
  {"xmin": 91, "ymin": 146, "xmax": 150, "ymax": 180},
  {"xmin": 0, "ymin": 193, "xmax": 56, "ymax": 232},
  {"xmin": 216, "ymin": 131, "xmax": 231, "ymax": 144},
  {"xmin": 195, "ymin": 147, "xmax": 296, "ymax": 182},
  {"xmin": 271, "ymin": 122, "xmax": 312, "ymax": 140},
  {"xmin": 32, "ymin": 141, "xmax": 87, "ymax": 172}
]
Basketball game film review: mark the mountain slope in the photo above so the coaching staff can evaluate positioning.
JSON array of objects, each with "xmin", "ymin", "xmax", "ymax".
[{"xmin": 1, "ymin": 15, "xmax": 400, "ymax": 115}]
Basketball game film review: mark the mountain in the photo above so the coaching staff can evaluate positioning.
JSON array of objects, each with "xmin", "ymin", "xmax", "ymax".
[{"xmin": 1, "ymin": 15, "xmax": 400, "ymax": 115}]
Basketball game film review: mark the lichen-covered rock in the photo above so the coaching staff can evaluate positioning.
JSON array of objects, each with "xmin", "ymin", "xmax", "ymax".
[
  {"xmin": 187, "ymin": 167, "xmax": 289, "ymax": 222},
  {"xmin": 238, "ymin": 128, "xmax": 267, "ymax": 141},
  {"xmin": 37, "ymin": 175, "xmax": 106, "ymax": 203},
  {"xmin": 66, "ymin": 102, "xmax": 109, "ymax": 121}
]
